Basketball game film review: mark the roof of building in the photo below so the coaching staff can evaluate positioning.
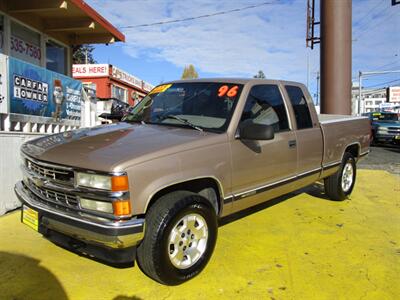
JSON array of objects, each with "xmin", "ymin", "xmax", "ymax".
[{"xmin": 1, "ymin": 0, "xmax": 125, "ymax": 45}]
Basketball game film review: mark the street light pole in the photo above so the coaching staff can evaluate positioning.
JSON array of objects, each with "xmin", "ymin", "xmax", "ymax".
[
  {"xmin": 357, "ymin": 69, "xmax": 400, "ymax": 115},
  {"xmin": 358, "ymin": 71, "xmax": 362, "ymax": 115}
]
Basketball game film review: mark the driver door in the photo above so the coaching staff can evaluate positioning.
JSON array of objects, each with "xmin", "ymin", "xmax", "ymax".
[{"xmin": 230, "ymin": 84, "xmax": 298, "ymax": 213}]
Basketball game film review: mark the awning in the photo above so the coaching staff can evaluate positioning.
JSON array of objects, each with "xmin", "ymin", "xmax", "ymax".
[{"xmin": 4, "ymin": 0, "xmax": 125, "ymax": 45}]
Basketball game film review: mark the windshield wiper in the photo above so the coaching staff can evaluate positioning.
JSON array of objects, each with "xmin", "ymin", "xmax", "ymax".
[
  {"xmin": 123, "ymin": 118, "xmax": 146, "ymax": 125},
  {"xmin": 161, "ymin": 115, "xmax": 203, "ymax": 132}
]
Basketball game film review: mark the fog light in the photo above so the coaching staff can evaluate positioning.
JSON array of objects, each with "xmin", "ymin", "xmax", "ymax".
[
  {"xmin": 113, "ymin": 200, "xmax": 131, "ymax": 216},
  {"xmin": 80, "ymin": 198, "xmax": 113, "ymax": 213}
]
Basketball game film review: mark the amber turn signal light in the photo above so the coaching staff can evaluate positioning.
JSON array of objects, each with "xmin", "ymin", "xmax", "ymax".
[
  {"xmin": 111, "ymin": 175, "xmax": 129, "ymax": 192},
  {"xmin": 113, "ymin": 200, "xmax": 131, "ymax": 216}
]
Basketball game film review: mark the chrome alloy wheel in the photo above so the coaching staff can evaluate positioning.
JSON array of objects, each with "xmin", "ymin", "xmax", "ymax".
[
  {"xmin": 341, "ymin": 162, "xmax": 354, "ymax": 192},
  {"xmin": 167, "ymin": 213, "xmax": 209, "ymax": 269}
]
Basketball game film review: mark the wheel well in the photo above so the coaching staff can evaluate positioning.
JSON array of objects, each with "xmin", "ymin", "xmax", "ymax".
[
  {"xmin": 345, "ymin": 144, "xmax": 359, "ymax": 158},
  {"xmin": 146, "ymin": 178, "xmax": 222, "ymax": 215}
]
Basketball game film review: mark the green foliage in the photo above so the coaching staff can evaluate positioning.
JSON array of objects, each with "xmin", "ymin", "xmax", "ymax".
[
  {"xmin": 72, "ymin": 45, "xmax": 97, "ymax": 64},
  {"xmin": 253, "ymin": 70, "xmax": 266, "ymax": 79},
  {"xmin": 181, "ymin": 64, "xmax": 199, "ymax": 79}
]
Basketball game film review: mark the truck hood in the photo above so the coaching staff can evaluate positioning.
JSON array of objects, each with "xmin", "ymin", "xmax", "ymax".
[
  {"xmin": 373, "ymin": 121, "xmax": 400, "ymax": 128},
  {"xmin": 21, "ymin": 122, "xmax": 224, "ymax": 172}
]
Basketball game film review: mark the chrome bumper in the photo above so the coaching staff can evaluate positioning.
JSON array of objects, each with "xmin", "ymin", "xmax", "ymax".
[{"xmin": 15, "ymin": 181, "xmax": 144, "ymax": 249}]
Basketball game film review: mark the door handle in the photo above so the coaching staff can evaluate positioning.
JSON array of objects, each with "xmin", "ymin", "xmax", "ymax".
[{"xmin": 288, "ymin": 140, "xmax": 297, "ymax": 148}]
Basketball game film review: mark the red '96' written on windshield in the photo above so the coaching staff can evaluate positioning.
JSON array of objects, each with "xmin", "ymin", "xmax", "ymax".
[{"xmin": 217, "ymin": 85, "xmax": 239, "ymax": 98}]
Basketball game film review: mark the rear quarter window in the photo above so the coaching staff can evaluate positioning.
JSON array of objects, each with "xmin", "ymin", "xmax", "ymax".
[{"xmin": 285, "ymin": 85, "xmax": 313, "ymax": 130}]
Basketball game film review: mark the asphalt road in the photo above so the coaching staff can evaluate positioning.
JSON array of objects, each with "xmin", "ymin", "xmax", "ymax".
[{"xmin": 358, "ymin": 144, "xmax": 400, "ymax": 175}]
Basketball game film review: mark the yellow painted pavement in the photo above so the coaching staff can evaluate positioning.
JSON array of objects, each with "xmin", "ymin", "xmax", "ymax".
[{"xmin": 0, "ymin": 170, "xmax": 399, "ymax": 300}]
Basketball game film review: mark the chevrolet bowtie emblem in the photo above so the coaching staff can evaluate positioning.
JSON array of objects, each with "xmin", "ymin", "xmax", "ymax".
[{"xmin": 32, "ymin": 177, "xmax": 46, "ymax": 187}]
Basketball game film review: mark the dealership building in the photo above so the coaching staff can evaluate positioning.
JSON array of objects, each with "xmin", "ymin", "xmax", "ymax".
[
  {"xmin": 0, "ymin": 0, "xmax": 125, "ymax": 215},
  {"xmin": 73, "ymin": 64, "xmax": 154, "ymax": 106}
]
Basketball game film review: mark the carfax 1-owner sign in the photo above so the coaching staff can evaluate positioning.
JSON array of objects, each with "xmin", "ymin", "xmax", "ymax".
[{"xmin": 9, "ymin": 57, "xmax": 82, "ymax": 120}]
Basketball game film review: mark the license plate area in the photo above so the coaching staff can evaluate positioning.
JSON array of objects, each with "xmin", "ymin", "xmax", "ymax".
[{"xmin": 22, "ymin": 205, "xmax": 39, "ymax": 231}]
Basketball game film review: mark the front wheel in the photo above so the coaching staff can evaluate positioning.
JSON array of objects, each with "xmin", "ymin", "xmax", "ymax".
[
  {"xmin": 324, "ymin": 152, "xmax": 356, "ymax": 201},
  {"xmin": 136, "ymin": 191, "xmax": 217, "ymax": 285}
]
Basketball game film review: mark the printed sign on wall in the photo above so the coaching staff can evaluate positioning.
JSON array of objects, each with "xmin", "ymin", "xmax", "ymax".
[
  {"xmin": 72, "ymin": 64, "xmax": 109, "ymax": 77},
  {"xmin": 9, "ymin": 57, "xmax": 82, "ymax": 120},
  {"xmin": 388, "ymin": 86, "xmax": 400, "ymax": 103}
]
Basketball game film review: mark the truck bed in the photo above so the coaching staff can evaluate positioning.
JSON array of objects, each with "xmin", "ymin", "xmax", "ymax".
[
  {"xmin": 318, "ymin": 114, "xmax": 370, "ymax": 172},
  {"xmin": 318, "ymin": 114, "xmax": 367, "ymax": 124}
]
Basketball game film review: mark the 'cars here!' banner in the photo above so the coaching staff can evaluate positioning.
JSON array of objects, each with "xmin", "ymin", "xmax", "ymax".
[{"xmin": 9, "ymin": 57, "xmax": 82, "ymax": 121}]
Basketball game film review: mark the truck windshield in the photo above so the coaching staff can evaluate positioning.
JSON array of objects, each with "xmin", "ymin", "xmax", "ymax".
[
  {"xmin": 370, "ymin": 112, "xmax": 399, "ymax": 122},
  {"xmin": 123, "ymin": 82, "xmax": 243, "ymax": 133}
]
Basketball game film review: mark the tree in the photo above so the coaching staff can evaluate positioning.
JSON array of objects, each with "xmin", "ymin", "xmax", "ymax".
[
  {"xmin": 72, "ymin": 45, "xmax": 97, "ymax": 64},
  {"xmin": 253, "ymin": 70, "xmax": 266, "ymax": 79},
  {"xmin": 181, "ymin": 64, "xmax": 199, "ymax": 79}
]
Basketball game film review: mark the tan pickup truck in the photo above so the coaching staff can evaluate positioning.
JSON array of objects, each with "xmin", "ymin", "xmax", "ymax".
[{"xmin": 15, "ymin": 78, "xmax": 370, "ymax": 285}]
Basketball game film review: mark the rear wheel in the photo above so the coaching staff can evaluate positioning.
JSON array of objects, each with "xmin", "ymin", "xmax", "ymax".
[
  {"xmin": 324, "ymin": 152, "xmax": 356, "ymax": 201},
  {"xmin": 136, "ymin": 191, "xmax": 217, "ymax": 285}
]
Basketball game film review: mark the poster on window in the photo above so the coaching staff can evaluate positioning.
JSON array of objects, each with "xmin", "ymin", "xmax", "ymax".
[
  {"xmin": 10, "ymin": 35, "xmax": 41, "ymax": 66},
  {"xmin": 9, "ymin": 57, "xmax": 82, "ymax": 121}
]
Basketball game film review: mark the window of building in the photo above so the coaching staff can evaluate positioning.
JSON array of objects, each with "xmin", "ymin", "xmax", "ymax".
[
  {"xmin": 285, "ymin": 85, "xmax": 313, "ymax": 129},
  {"xmin": 240, "ymin": 84, "xmax": 289, "ymax": 133},
  {"xmin": 10, "ymin": 21, "xmax": 41, "ymax": 65},
  {"xmin": 46, "ymin": 40, "xmax": 67, "ymax": 74},
  {"xmin": 111, "ymin": 84, "xmax": 127, "ymax": 102}
]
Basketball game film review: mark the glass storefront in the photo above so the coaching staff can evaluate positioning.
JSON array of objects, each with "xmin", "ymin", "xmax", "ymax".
[
  {"xmin": 10, "ymin": 21, "xmax": 41, "ymax": 66},
  {"xmin": 111, "ymin": 84, "xmax": 127, "ymax": 102},
  {"xmin": 46, "ymin": 40, "xmax": 67, "ymax": 75}
]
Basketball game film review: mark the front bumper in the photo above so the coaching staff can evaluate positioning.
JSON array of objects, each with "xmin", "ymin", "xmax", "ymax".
[
  {"xmin": 15, "ymin": 181, "xmax": 145, "ymax": 252},
  {"xmin": 375, "ymin": 133, "xmax": 400, "ymax": 144}
]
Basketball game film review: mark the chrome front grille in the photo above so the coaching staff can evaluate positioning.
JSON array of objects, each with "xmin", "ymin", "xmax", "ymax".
[
  {"xmin": 28, "ymin": 179, "xmax": 79, "ymax": 208},
  {"xmin": 388, "ymin": 127, "xmax": 400, "ymax": 134},
  {"xmin": 26, "ymin": 158, "xmax": 74, "ymax": 183}
]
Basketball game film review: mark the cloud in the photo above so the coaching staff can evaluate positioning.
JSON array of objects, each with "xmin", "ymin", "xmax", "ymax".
[
  {"xmin": 88, "ymin": 0, "xmax": 310, "ymax": 80},
  {"xmin": 88, "ymin": 0, "xmax": 398, "ymax": 86}
]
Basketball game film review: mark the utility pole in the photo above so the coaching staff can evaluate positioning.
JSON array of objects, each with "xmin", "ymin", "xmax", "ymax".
[
  {"xmin": 320, "ymin": 0, "xmax": 352, "ymax": 115},
  {"xmin": 306, "ymin": 0, "xmax": 352, "ymax": 115},
  {"xmin": 307, "ymin": 52, "xmax": 310, "ymax": 89},
  {"xmin": 316, "ymin": 71, "xmax": 320, "ymax": 106}
]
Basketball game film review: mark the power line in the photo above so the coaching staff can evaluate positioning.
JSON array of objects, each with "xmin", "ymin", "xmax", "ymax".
[
  {"xmin": 375, "ymin": 58, "xmax": 400, "ymax": 70},
  {"xmin": 364, "ymin": 78, "xmax": 400, "ymax": 89},
  {"xmin": 119, "ymin": 2, "xmax": 276, "ymax": 29},
  {"xmin": 355, "ymin": 8, "xmax": 398, "ymax": 39},
  {"xmin": 353, "ymin": 0, "xmax": 385, "ymax": 29},
  {"xmin": 355, "ymin": 5, "xmax": 391, "ymax": 31}
]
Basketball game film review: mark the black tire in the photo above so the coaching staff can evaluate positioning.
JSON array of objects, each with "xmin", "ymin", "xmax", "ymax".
[
  {"xmin": 324, "ymin": 152, "xmax": 356, "ymax": 201},
  {"xmin": 136, "ymin": 191, "xmax": 217, "ymax": 285}
]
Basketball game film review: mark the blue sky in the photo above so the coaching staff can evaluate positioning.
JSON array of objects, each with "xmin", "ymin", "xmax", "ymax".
[{"xmin": 88, "ymin": 0, "xmax": 399, "ymax": 101}]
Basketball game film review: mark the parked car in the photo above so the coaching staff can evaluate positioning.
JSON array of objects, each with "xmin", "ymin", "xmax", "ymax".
[
  {"xmin": 15, "ymin": 79, "xmax": 370, "ymax": 285},
  {"xmin": 362, "ymin": 111, "xmax": 400, "ymax": 145}
]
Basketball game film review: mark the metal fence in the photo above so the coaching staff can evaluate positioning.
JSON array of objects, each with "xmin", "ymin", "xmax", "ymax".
[
  {"xmin": 0, "ymin": 132, "xmax": 44, "ymax": 215},
  {"xmin": 0, "ymin": 86, "xmax": 97, "ymax": 215}
]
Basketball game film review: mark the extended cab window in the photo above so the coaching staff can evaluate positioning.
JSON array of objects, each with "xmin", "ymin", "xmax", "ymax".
[
  {"xmin": 240, "ymin": 85, "xmax": 289, "ymax": 132},
  {"xmin": 285, "ymin": 85, "xmax": 313, "ymax": 129}
]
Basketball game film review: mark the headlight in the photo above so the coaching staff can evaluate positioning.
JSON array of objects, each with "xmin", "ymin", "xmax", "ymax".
[
  {"xmin": 80, "ymin": 198, "xmax": 113, "ymax": 213},
  {"xmin": 76, "ymin": 172, "xmax": 129, "ymax": 191},
  {"xmin": 79, "ymin": 198, "xmax": 131, "ymax": 216},
  {"xmin": 377, "ymin": 127, "xmax": 388, "ymax": 133}
]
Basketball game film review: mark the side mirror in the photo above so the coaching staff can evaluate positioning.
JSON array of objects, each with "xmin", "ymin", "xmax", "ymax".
[{"xmin": 238, "ymin": 120, "xmax": 275, "ymax": 140}]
